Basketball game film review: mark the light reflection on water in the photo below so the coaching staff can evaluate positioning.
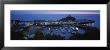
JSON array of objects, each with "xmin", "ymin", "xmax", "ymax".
[{"xmin": 25, "ymin": 26, "xmax": 85, "ymax": 40}]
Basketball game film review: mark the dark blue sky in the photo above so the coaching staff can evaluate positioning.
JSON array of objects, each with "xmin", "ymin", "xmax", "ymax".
[
  {"xmin": 11, "ymin": 10, "xmax": 100, "ymax": 14},
  {"xmin": 11, "ymin": 10, "xmax": 100, "ymax": 28}
]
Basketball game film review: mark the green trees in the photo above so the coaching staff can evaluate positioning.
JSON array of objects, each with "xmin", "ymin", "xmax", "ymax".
[
  {"xmin": 33, "ymin": 31, "xmax": 64, "ymax": 40},
  {"xmin": 44, "ymin": 34, "xmax": 64, "ymax": 40},
  {"xmin": 33, "ymin": 31, "xmax": 44, "ymax": 40}
]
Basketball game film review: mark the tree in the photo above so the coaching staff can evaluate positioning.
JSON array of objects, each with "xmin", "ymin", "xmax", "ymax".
[{"xmin": 33, "ymin": 31, "xmax": 44, "ymax": 40}]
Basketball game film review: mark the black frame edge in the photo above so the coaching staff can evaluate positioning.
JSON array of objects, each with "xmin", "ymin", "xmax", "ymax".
[{"xmin": 0, "ymin": 0, "xmax": 109, "ymax": 50}]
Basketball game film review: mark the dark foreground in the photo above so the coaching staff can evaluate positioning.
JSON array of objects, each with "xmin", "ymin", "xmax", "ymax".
[{"xmin": 11, "ymin": 24, "xmax": 100, "ymax": 40}]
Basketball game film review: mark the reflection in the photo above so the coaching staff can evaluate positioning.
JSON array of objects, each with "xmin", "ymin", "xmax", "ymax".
[{"xmin": 11, "ymin": 14, "xmax": 100, "ymax": 40}]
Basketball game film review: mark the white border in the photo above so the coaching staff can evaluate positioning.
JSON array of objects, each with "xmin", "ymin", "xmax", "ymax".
[{"xmin": 4, "ymin": 4, "xmax": 107, "ymax": 47}]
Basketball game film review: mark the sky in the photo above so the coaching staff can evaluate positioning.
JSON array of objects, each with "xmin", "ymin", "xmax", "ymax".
[
  {"xmin": 11, "ymin": 10, "xmax": 100, "ymax": 21},
  {"xmin": 11, "ymin": 10, "xmax": 100, "ymax": 14},
  {"xmin": 11, "ymin": 10, "xmax": 100, "ymax": 28}
]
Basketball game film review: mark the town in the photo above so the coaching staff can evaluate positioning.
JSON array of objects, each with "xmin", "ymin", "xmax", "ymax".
[{"xmin": 11, "ymin": 15, "xmax": 100, "ymax": 40}]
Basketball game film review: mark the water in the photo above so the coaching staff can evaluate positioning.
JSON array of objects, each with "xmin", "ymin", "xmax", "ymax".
[{"xmin": 24, "ymin": 26, "xmax": 85, "ymax": 40}]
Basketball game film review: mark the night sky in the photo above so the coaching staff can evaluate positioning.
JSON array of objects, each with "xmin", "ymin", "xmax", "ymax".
[{"xmin": 11, "ymin": 10, "xmax": 100, "ymax": 28}]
